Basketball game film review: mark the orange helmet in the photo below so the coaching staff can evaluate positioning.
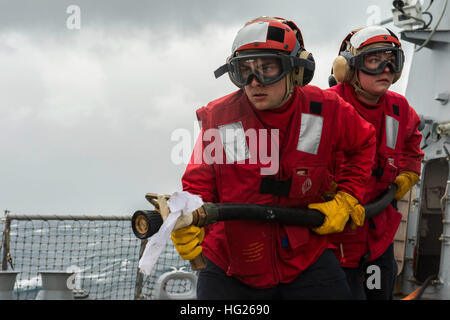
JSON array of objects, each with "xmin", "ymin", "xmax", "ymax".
[
  {"xmin": 231, "ymin": 17, "xmax": 304, "ymax": 54},
  {"xmin": 215, "ymin": 17, "xmax": 315, "ymax": 88}
]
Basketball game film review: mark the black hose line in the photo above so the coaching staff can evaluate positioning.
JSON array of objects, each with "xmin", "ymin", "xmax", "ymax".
[
  {"xmin": 203, "ymin": 183, "xmax": 398, "ymax": 227},
  {"xmin": 202, "ymin": 202, "xmax": 326, "ymax": 227},
  {"xmin": 363, "ymin": 183, "xmax": 398, "ymax": 218},
  {"xmin": 132, "ymin": 184, "xmax": 398, "ymax": 239}
]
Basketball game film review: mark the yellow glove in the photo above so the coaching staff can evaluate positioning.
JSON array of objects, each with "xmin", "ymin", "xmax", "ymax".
[
  {"xmin": 171, "ymin": 226, "xmax": 205, "ymax": 260},
  {"xmin": 394, "ymin": 171, "xmax": 419, "ymax": 200},
  {"xmin": 308, "ymin": 191, "xmax": 365, "ymax": 235}
]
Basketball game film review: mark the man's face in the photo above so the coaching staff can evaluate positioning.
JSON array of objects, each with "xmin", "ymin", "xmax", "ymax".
[
  {"xmin": 242, "ymin": 58, "xmax": 287, "ymax": 110},
  {"xmin": 357, "ymin": 49, "xmax": 395, "ymax": 97}
]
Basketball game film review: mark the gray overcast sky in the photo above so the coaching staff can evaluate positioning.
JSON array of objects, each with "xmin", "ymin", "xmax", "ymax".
[{"xmin": 0, "ymin": 0, "xmax": 415, "ymax": 215}]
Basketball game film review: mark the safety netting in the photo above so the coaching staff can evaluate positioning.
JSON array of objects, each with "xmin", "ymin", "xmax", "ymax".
[{"xmin": 0, "ymin": 213, "xmax": 195, "ymax": 300}]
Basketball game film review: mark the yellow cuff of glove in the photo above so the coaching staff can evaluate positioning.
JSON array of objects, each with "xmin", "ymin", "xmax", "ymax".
[
  {"xmin": 394, "ymin": 171, "xmax": 419, "ymax": 200},
  {"xmin": 171, "ymin": 226, "xmax": 204, "ymax": 261},
  {"xmin": 308, "ymin": 191, "xmax": 365, "ymax": 235}
]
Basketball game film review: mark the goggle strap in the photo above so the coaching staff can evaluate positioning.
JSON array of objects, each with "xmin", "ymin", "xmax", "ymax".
[
  {"xmin": 289, "ymin": 41, "xmax": 314, "ymax": 71},
  {"xmin": 290, "ymin": 40, "xmax": 302, "ymax": 57},
  {"xmin": 292, "ymin": 56, "xmax": 315, "ymax": 71},
  {"xmin": 214, "ymin": 64, "xmax": 229, "ymax": 79},
  {"xmin": 340, "ymin": 51, "xmax": 354, "ymax": 61},
  {"xmin": 339, "ymin": 51, "xmax": 356, "ymax": 67}
]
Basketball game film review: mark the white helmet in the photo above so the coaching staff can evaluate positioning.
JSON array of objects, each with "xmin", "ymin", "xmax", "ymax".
[{"xmin": 332, "ymin": 26, "xmax": 404, "ymax": 86}]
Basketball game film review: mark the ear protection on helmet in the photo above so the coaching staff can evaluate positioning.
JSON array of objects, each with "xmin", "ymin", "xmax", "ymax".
[
  {"xmin": 332, "ymin": 55, "xmax": 351, "ymax": 84},
  {"xmin": 293, "ymin": 49, "xmax": 315, "ymax": 87},
  {"xmin": 331, "ymin": 31, "xmax": 356, "ymax": 84},
  {"xmin": 278, "ymin": 17, "xmax": 315, "ymax": 87}
]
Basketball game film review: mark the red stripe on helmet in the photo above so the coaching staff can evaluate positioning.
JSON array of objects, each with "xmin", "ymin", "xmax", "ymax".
[{"xmin": 359, "ymin": 35, "xmax": 401, "ymax": 48}]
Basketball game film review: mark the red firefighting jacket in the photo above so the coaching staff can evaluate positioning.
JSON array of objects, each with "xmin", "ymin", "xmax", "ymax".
[
  {"xmin": 327, "ymin": 83, "xmax": 424, "ymax": 267},
  {"xmin": 182, "ymin": 85, "xmax": 376, "ymax": 288}
]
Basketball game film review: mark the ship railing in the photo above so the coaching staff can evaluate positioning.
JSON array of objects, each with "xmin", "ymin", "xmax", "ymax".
[{"xmin": 0, "ymin": 211, "xmax": 195, "ymax": 300}]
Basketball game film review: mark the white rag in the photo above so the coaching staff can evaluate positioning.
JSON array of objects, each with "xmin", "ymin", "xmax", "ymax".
[{"xmin": 138, "ymin": 191, "xmax": 204, "ymax": 275}]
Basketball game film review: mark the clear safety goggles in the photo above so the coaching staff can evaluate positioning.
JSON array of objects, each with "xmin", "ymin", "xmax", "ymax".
[
  {"xmin": 214, "ymin": 51, "xmax": 314, "ymax": 87},
  {"xmin": 342, "ymin": 46, "xmax": 404, "ymax": 75}
]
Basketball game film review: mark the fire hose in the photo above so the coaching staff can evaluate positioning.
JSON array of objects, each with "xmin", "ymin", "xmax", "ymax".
[{"xmin": 132, "ymin": 183, "xmax": 398, "ymax": 270}]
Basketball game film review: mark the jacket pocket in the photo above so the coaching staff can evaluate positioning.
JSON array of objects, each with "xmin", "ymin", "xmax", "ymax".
[
  {"xmin": 379, "ymin": 157, "xmax": 398, "ymax": 183},
  {"xmin": 288, "ymin": 165, "xmax": 327, "ymax": 200}
]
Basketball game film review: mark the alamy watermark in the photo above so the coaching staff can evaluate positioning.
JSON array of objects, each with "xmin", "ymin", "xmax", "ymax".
[
  {"xmin": 366, "ymin": 265, "xmax": 381, "ymax": 290},
  {"xmin": 66, "ymin": 5, "xmax": 81, "ymax": 30},
  {"xmin": 171, "ymin": 122, "xmax": 280, "ymax": 175},
  {"xmin": 366, "ymin": 5, "xmax": 382, "ymax": 25},
  {"xmin": 66, "ymin": 265, "xmax": 82, "ymax": 291}
]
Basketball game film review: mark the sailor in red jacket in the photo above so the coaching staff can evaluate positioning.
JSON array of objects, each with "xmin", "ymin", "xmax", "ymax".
[
  {"xmin": 327, "ymin": 26, "xmax": 424, "ymax": 299},
  {"xmin": 171, "ymin": 17, "xmax": 376, "ymax": 299}
]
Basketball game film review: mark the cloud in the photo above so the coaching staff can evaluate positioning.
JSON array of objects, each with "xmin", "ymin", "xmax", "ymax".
[
  {"xmin": 0, "ymin": 22, "xmax": 241, "ymax": 213},
  {"xmin": 0, "ymin": 0, "xmax": 395, "ymax": 35},
  {"xmin": 0, "ymin": 0, "xmax": 414, "ymax": 215}
]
